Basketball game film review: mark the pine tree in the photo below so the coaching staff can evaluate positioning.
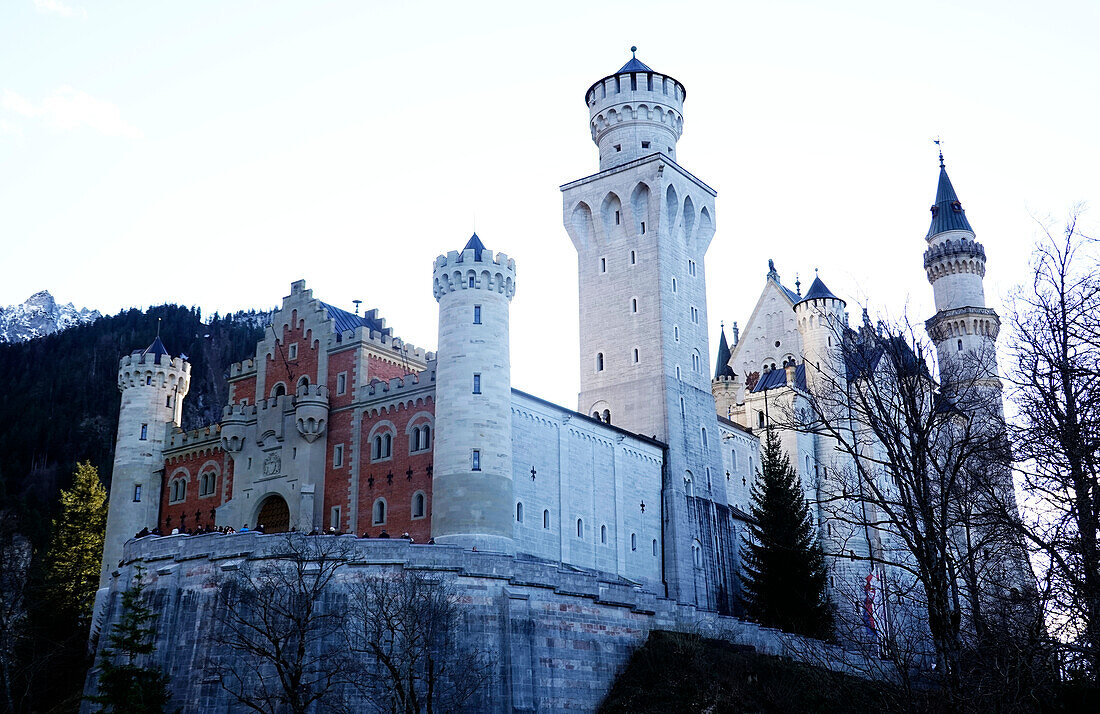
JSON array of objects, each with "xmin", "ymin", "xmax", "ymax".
[
  {"xmin": 88, "ymin": 566, "xmax": 171, "ymax": 714},
  {"xmin": 741, "ymin": 428, "xmax": 834, "ymax": 639},
  {"xmin": 43, "ymin": 461, "xmax": 108, "ymax": 621}
]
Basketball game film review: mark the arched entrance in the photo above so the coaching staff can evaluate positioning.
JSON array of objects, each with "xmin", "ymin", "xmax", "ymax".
[{"xmin": 256, "ymin": 494, "xmax": 291, "ymax": 533}]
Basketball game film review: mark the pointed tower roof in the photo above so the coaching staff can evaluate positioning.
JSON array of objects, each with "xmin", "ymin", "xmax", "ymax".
[
  {"xmin": 463, "ymin": 233, "xmax": 486, "ymax": 261},
  {"xmin": 140, "ymin": 336, "xmax": 169, "ymax": 364},
  {"xmin": 796, "ymin": 275, "xmax": 843, "ymax": 305},
  {"xmin": 927, "ymin": 157, "xmax": 974, "ymax": 238},
  {"xmin": 617, "ymin": 45, "xmax": 654, "ymax": 73},
  {"xmin": 714, "ymin": 329, "xmax": 735, "ymax": 379}
]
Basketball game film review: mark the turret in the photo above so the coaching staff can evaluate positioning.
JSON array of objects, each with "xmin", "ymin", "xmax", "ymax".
[
  {"xmin": 923, "ymin": 155, "xmax": 1001, "ymax": 381},
  {"xmin": 585, "ymin": 46, "xmax": 686, "ymax": 171},
  {"xmin": 100, "ymin": 337, "xmax": 191, "ymax": 587},
  {"xmin": 712, "ymin": 326, "xmax": 740, "ymax": 418},
  {"xmin": 794, "ymin": 274, "xmax": 847, "ymax": 398},
  {"xmin": 431, "ymin": 234, "xmax": 517, "ymax": 553}
]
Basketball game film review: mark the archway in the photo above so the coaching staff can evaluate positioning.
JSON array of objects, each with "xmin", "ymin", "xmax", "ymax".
[{"xmin": 256, "ymin": 494, "xmax": 290, "ymax": 533}]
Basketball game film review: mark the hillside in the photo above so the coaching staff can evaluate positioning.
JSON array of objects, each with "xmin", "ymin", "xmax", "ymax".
[{"xmin": 0, "ymin": 305, "xmax": 265, "ymax": 541}]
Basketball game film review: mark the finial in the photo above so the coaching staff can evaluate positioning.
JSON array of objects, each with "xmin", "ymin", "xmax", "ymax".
[
  {"xmin": 795, "ymin": 273, "xmax": 801, "ymax": 296},
  {"xmin": 631, "ymin": 45, "xmax": 637, "ymax": 58},
  {"xmin": 353, "ymin": 299, "xmax": 362, "ymax": 316},
  {"xmin": 934, "ymin": 136, "xmax": 944, "ymax": 168}
]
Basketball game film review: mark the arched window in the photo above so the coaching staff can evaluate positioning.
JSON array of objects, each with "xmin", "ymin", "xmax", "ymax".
[
  {"xmin": 692, "ymin": 541, "xmax": 703, "ymax": 568},
  {"xmin": 596, "ymin": 353, "xmax": 604, "ymax": 372},
  {"xmin": 576, "ymin": 518, "xmax": 584, "ymax": 538},
  {"xmin": 602, "ymin": 409, "xmax": 611, "ymax": 424},
  {"xmin": 372, "ymin": 498, "xmax": 387, "ymax": 525},
  {"xmin": 600, "ymin": 524, "xmax": 607, "ymax": 544},
  {"xmin": 421, "ymin": 425, "xmax": 430, "ymax": 449},
  {"xmin": 516, "ymin": 502, "xmax": 524, "ymax": 523},
  {"xmin": 685, "ymin": 473, "xmax": 694, "ymax": 497},
  {"xmin": 543, "ymin": 509, "xmax": 550, "ymax": 529},
  {"xmin": 633, "ymin": 348, "xmax": 639, "ymax": 363},
  {"xmin": 631, "ymin": 298, "xmax": 638, "ymax": 313},
  {"xmin": 412, "ymin": 492, "xmax": 426, "ymax": 519},
  {"xmin": 652, "ymin": 539, "xmax": 658, "ymax": 557},
  {"xmin": 957, "ymin": 338, "xmax": 963, "ymax": 352},
  {"xmin": 199, "ymin": 471, "xmax": 216, "ymax": 497},
  {"xmin": 373, "ymin": 435, "xmax": 382, "ymax": 459},
  {"xmin": 297, "ymin": 376, "xmax": 310, "ymax": 392},
  {"xmin": 592, "ymin": 411, "xmax": 600, "ymax": 419},
  {"xmin": 631, "ymin": 533, "xmax": 637, "ymax": 551},
  {"xmin": 692, "ymin": 352, "xmax": 700, "ymax": 372},
  {"xmin": 383, "ymin": 433, "xmax": 391, "ymax": 457},
  {"xmin": 271, "ymin": 383, "xmax": 286, "ymax": 398}
]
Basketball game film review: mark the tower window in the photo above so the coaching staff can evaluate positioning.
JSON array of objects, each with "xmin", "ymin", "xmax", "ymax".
[
  {"xmin": 631, "ymin": 298, "xmax": 638, "ymax": 313},
  {"xmin": 652, "ymin": 539, "xmax": 658, "ymax": 556},
  {"xmin": 373, "ymin": 498, "xmax": 386, "ymax": 526},
  {"xmin": 140, "ymin": 423, "xmax": 148, "ymax": 441},
  {"xmin": 334, "ymin": 444, "xmax": 344, "ymax": 468},
  {"xmin": 674, "ymin": 326, "xmax": 679, "ymax": 342},
  {"xmin": 336, "ymin": 372, "xmax": 347, "ymax": 396},
  {"xmin": 473, "ymin": 305, "xmax": 481, "ymax": 324},
  {"xmin": 146, "ymin": 376, "xmax": 152, "ymax": 385},
  {"xmin": 642, "ymin": 141, "xmax": 650, "ymax": 149},
  {"xmin": 330, "ymin": 506, "xmax": 341, "ymax": 530},
  {"xmin": 166, "ymin": 395, "xmax": 172, "ymax": 408},
  {"xmin": 468, "ymin": 276, "xmax": 475, "ymax": 288},
  {"xmin": 543, "ymin": 509, "xmax": 550, "ymax": 529},
  {"xmin": 630, "ymin": 250, "xmax": 636, "ymax": 264},
  {"xmin": 473, "ymin": 373, "xmax": 481, "ymax": 394},
  {"xmin": 688, "ymin": 260, "xmax": 697, "ymax": 277},
  {"xmin": 596, "ymin": 353, "xmax": 604, "ymax": 372},
  {"xmin": 602, "ymin": 409, "xmax": 611, "ymax": 424},
  {"xmin": 471, "ymin": 450, "xmax": 481, "ymax": 471},
  {"xmin": 615, "ymin": 210, "xmax": 620, "ymax": 225},
  {"xmin": 758, "ymin": 411, "xmax": 765, "ymax": 428},
  {"xmin": 412, "ymin": 492, "xmax": 426, "ymax": 519},
  {"xmin": 601, "ymin": 525, "xmax": 607, "ymax": 544},
  {"xmin": 614, "ymin": 144, "xmax": 621, "ymax": 152},
  {"xmin": 672, "ymin": 278, "xmax": 677, "ymax": 292},
  {"xmin": 600, "ymin": 257, "xmax": 607, "ymax": 273},
  {"xmin": 577, "ymin": 518, "xmax": 584, "ymax": 538},
  {"xmin": 631, "ymin": 533, "xmax": 637, "ymax": 551},
  {"xmin": 287, "ymin": 343, "xmax": 298, "ymax": 360},
  {"xmin": 633, "ymin": 348, "xmax": 639, "ymax": 363},
  {"xmin": 133, "ymin": 484, "xmax": 142, "ymax": 502},
  {"xmin": 640, "ymin": 221, "xmax": 646, "ymax": 234},
  {"xmin": 516, "ymin": 501, "xmax": 524, "ymax": 523},
  {"xmin": 958, "ymin": 339, "xmax": 963, "ymax": 352}
]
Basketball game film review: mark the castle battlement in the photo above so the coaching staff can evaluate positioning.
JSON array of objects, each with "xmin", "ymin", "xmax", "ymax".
[
  {"xmin": 432, "ymin": 247, "xmax": 517, "ymax": 301},
  {"xmin": 165, "ymin": 423, "xmax": 222, "ymax": 450},
  {"xmin": 333, "ymin": 325, "xmax": 435, "ymax": 363},
  {"xmin": 229, "ymin": 358, "xmax": 255, "ymax": 378},
  {"xmin": 923, "ymin": 236, "xmax": 986, "ymax": 268},
  {"xmin": 118, "ymin": 353, "xmax": 191, "ymax": 390}
]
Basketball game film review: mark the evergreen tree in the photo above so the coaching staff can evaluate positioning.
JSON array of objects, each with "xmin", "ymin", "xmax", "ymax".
[
  {"xmin": 88, "ymin": 566, "xmax": 171, "ymax": 714},
  {"xmin": 43, "ymin": 461, "xmax": 108, "ymax": 621},
  {"xmin": 741, "ymin": 428, "xmax": 834, "ymax": 639}
]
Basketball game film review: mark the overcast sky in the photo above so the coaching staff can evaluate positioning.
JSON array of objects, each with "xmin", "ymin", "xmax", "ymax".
[{"xmin": 2, "ymin": 0, "xmax": 1098, "ymax": 409}]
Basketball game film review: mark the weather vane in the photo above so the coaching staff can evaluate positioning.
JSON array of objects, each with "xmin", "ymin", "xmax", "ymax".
[{"xmin": 934, "ymin": 136, "xmax": 944, "ymax": 167}]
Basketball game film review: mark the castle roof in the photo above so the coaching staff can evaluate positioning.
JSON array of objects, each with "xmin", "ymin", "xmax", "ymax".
[
  {"xmin": 927, "ymin": 161, "xmax": 974, "ymax": 238},
  {"xmin": 462, "ymin": 233, "xmax": 486, "ymax": 262},
  {"xmin": 714, "ymin": 329, "xmax": 735, "ymax": 379},
  {"xmin": 751, "ymin": 362, "xmax": 806, "ymax": 393},
  {"xmin": 795, "ymin": 275, "xmax": 841, "ymax": 305},
  {"xmin": 139, "ymin": 336, "xmax": 169, "ymax": 364},
  {"xmin": 765, "ymin": 259, "xmax": 802, "ymax": 303},
  {"xmin": 320, "ymin": 302, "xmax": 391, "ymax": 336},
  {"xmin": 616, "ymin": 56, "xmax": 654, "ymax": 73}
]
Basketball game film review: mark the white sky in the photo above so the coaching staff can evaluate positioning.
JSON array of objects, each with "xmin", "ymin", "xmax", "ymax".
[{"xmin": 2, "ymin": 0, "xmax": 1098, "ymax": 409}]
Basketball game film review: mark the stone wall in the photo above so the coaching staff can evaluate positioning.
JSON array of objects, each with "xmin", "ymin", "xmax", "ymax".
[{"xmin": 87, "ymin": 533, "xmax": 887, "ymax": 714}]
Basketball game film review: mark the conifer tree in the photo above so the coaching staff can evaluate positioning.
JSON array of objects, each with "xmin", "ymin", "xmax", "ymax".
[
  {"xmin": 88, "ymin": 566, "xmax": 171, "ymax": 714},
  {"xmin": 43, "ymin": 461, "xmax": 108, "ymax": 621},
  {"xmin": 741, "ymin": 428, "xmax": 834, "ymax": 639}
]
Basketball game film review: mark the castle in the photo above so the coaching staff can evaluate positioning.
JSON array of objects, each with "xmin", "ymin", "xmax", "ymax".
[{"xmin": 92, "ymin": 50, "xmax": 1021, "ymax": 709}]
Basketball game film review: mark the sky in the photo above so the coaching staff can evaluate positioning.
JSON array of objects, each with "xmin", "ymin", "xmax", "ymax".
[{"xmin": 2, "ymin": 0, "xmax": 1098, "ymax": 409}]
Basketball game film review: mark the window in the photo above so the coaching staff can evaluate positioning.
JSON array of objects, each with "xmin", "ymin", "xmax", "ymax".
[
  {"xmin": 693, "ymin": 542, "xmax": 703, "ymax": 567},
  {"xmin": 692, "ymin": 353, "xmax": 700, "ymax": 372},
  {"xmin": 133, "ymin": 484, "xmax": 142, "ymax": 502},
  {"xmin": 472, "ymin": 450, "xmax": 481, "ymax": 471},
  {"xmin": 516, "ymin": 502, "xmax": 524, "ymax": 523},
  {"xmin": 473, "ymin": 373, "xmax": 481, "ymax": 394},
  {"xmin": 631, "ymin": 298, "xmax": 638, "ymax": 313},
  {"xmin": 615, "ymin": 210, "xmax": 620, "ymax": 225},
  {"xmin": 287, "ymin": 343, "xmax": 298, "ymax": 360},
  {"xmin": 690, "ymin": 306, "xmax": 699, "ymax": 324},
  {"xmin": 689, "ymin": 260, "xmax": 697, "ymax": 276},
  {"xmin": 600, "ymin": 257, "xmax": 607, "ymax": 273},
  {"xmin": 336, "ymin": 372, "xmax": 347, "ymax": 396},
  {"xmin": 330, "ymin": 506, "xmax": 341, "ymax": 530},
  {"xmin": 146, "ymin": 376, "xmax": 152, "ymax": 385},
  {"xmin": 672, "ymin": 278, "xmax": 677, "ymax": 292},
  {"xmin": 473, "ymin": 305, "xmax": 482, "ymax": 324},
  {"xmin": 372, "ymin": 431, "xmax": 394, "ymax": 461},
  {"xmin": 633, "ymin": 348, "xmax": 639, "ymax": 364},
  {"xmin": 576, "ymin": 518, "xmax": 584, "ymax": 538},
  {"xmin": 602, "ymin": 409, "xmax": 611, "ymax": 424},
  {"xmin": 596, "ymin": 353, "xmax": 604, "ymax": 372},
  {"xmin": 200, "ymin": 471, "xmax": 216, "ymax": 497},
  {"xmin": 614, "ymin": 144, "xmax": 621, "ymax": 152},
  {"xmin": 412, "ymin": 492, "xmax": 426, "ymax": 519},
  {"xmin": 631, "ymin": 533, "xmax": 637, "ymax": 551},
  {"xmin": 468, "ymin": 275, "xmax": 475, "ymax": 288},
  {"xmin": 640, "ymin": 221, "xmax": 646, "ymax": 234},
  {"xmin": 297, "ymin": 376, "xmax": 310, "ymax": 392},
  {"xmin": 630, "ymin": 250, "xmax": 636, "ymax": 264},
  {"xmin": 757, "ymin": 411, "xmax": 765, "ymax": 428},
  {"xmin": 372, "ymin": 499, "xmax": 386, "ymax": 525},
  {"xmin": 166, "ymin": 395, "xmax": 172, "ymax": 408},
  {"xmin": 601, "ymin": 524, "xmax": 607, "ymax": 544},
  {"xmin": 958, "ymin": 339, "xmax": 963, "ymax": 352},
  {"xmin": 685, "ymin": 474, "xmax": 694, "ymax": 497},
  {"xmin": 674, "ymin": 326, "xmax": 679, "ymax": 342},
  {"xmin": 272, "ymin": 383, "xmax": 286, "ymax": 397},
  {"xmin": 642, "ymin": 141, "xmax": 650, "ymax": 149},
  {"xmin": 680, "ymin": 397, "xmax": 685, "ymax": 418},
  {"xmin": 411, "ymin": 424, "xmax": 432, "ymax": 453},
  {"xmin": 140, "ymin": 423, "xmax": 148, "ymax": 440},
  {"xmin": 543, "ymin": 509, "xmax": 550, "ymax": 529},
  {"xmin": 652, "ymin": 539, "xmax": 658, "ymax": 557},
  {"xmin": 676, "ymin": 366, "xmax": 681, "ymax": 380},
  {"xmin": 334, "ymin": 444, "xmax": 344, "ymax": 468}
]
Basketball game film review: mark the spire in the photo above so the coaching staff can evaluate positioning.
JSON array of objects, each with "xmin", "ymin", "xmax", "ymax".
[
  {"xmin": 927, "ymin": 158, "xmax": 974, "ymax": 238},
  {"xmin": 796, "ymin": 274, "xmax": 844, "ymax": 306},
  {"xmin": 463, "ymin": 233, "xmax": 486, "ymax": 261},
  {"xmin": 714, "ymin": 328, "xmax": 735, "ymax": 379}
]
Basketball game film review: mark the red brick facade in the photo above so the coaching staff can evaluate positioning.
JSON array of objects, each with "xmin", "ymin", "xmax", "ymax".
[
  {"xmin": 161, "ymin": 445, "xmax": 229, "ymax": 532},
  {"xmin": 265, "ymin": 310, "xmax": 321, "ymax": 397}
]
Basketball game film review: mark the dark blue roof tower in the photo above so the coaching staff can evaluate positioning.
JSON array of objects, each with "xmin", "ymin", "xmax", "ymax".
[
  {"xmin": 714, "ymin": 328, "xmax": 735, "ymax": 379},
  {"xmin": 140, "ymin": 336, "xmax": 169, "ymax": 365},
  {"xmin": 795, "ymin": 275, "xmax": 841, "ymax": 306},
  {"xmin": 463, "ymin": 233, "xmax": 486, "ymax": 262},
  {"xmin": 927, "ymin": 153, "xmax": 974, "ymax": 238}
]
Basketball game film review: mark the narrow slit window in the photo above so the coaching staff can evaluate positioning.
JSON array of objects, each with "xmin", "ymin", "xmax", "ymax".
[
  {"xmin": 133, "ymin": 484, "xmax": 142, "ymax": 502},
  {"xmin": 600, "ymin": 257, "xmax": 607, "ymax": 273},
  {"xmin": 641, "ymin": 141, "xmax": 650, "ymax": 149},
  {"xmin": 640, "ymin": 221, "xmax": 646, "ymax": 234},
  {"xmin": 630, "ymin": 250, "xmax": 636, "ymax": 264},
  {"xmin": 472, "ymin": 450, "xmax": 481, "ymax": 471},
  {"xmin": 468, "ymin": 275, "xmax": 475, "ymax": 288},
  {"xmin": 140, "ymin": 423, "xmax": 148, "ymax": 441},
  {"xmin": 473, "ymin": 373, "xmax": 481, "ymax": 394},
  {"xmin": 614, "ymin": 210, "xmax": 621, "ymax": 225},
  {"xmin": 473, "ymin": 305, "xmax": 482, "ymax": 324}
]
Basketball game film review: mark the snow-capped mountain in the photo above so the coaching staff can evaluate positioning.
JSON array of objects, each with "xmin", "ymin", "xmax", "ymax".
[{"xmin": 0, "ymin": 291, "xmax": 102, "ymax": 343}]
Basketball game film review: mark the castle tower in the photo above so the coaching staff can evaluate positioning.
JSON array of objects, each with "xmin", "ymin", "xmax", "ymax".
[
  {"xmin": 431, "ymin": 234, "xmax": 517, "ymax": 553},
  {"xmin": 922, "ymin": 155, "xmax": 1001, "ymax": 386},
  {"xmin": 794, "ymin": 274, "xmax": 847, "ymax": 400},
  {"xmin": 712, "ymin": 326, "xmax": 739, "ymax": 419},
  {"xmin": 562, "ymin": 50, "xmax": 732, "ymax": 610},
  {"xmin": 100, "ymin": 337, "xmax": 191, "ymax": 586}
]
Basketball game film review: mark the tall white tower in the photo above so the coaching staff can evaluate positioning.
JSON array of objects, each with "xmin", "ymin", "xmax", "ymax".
[
  {"xmin": 431, "ymin": 235, "xmax": 517, "ymax": 553},
  {"xmin": 100, "ymin": 337, "xmax": 190, "ymax": 586},
  {"xmin": 562, "ymin": 50, "xmax": 734, "ymax": 611}
]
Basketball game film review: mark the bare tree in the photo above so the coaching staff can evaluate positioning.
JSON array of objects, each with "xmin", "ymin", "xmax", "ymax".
[
  {"xmin": 208, "ymin": 535, "xmax": 355, "ymax": 714},
  {"xmin": 345, "ymin": 568, "xmax": 493, "ymax": 714},
  {"xmin": 1004, "ymin": 211, "xmax": 1100, "ymax": 683}
]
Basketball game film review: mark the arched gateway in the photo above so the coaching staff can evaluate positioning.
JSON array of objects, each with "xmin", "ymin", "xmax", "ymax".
[{"xmin": 255, "ymin": 494, "xmax": 290, "ymax": 533}]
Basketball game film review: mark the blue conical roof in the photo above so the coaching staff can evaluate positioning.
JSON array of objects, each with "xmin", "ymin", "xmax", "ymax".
[
  {"xmin": 927, "ymin": 162, "xmax": 974, "ymax": 238},
  {"xmin": 463, "ymin": 233, "xmax": 486, "ymax": 261},
  {"xmin": 141, "ymin": 336, "xmax": 169, "ymax": 364},
  {"xmin": 617, "ymin": 56, "xmax": 653, "ymax": 73},
  {"xmin": 796, "ymin": 275, "xmax": 842, "ymax": 305},
  {"xmin": 714, "ymin": 329, "xmax": 734, "ymax": 379}
]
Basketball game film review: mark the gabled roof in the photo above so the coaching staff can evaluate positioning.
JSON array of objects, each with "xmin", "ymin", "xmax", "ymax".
[
  {"xmin": 927, "ymin": 161, "xmax": 974, "ymax": 238},
  {"xmin": 462, "ymin": 233, "xmax": 486, "ymax": 262},
  {"xmin": 751, "ymin": 363, "xmax": 806, "ymax": 393},
  {"xmin": 714, "ymin": 329, "xmax": 735, "ymax": 379},
  {"xmin": 320, "ymin": 302, "xmax": 391, "ymax": 336}
]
